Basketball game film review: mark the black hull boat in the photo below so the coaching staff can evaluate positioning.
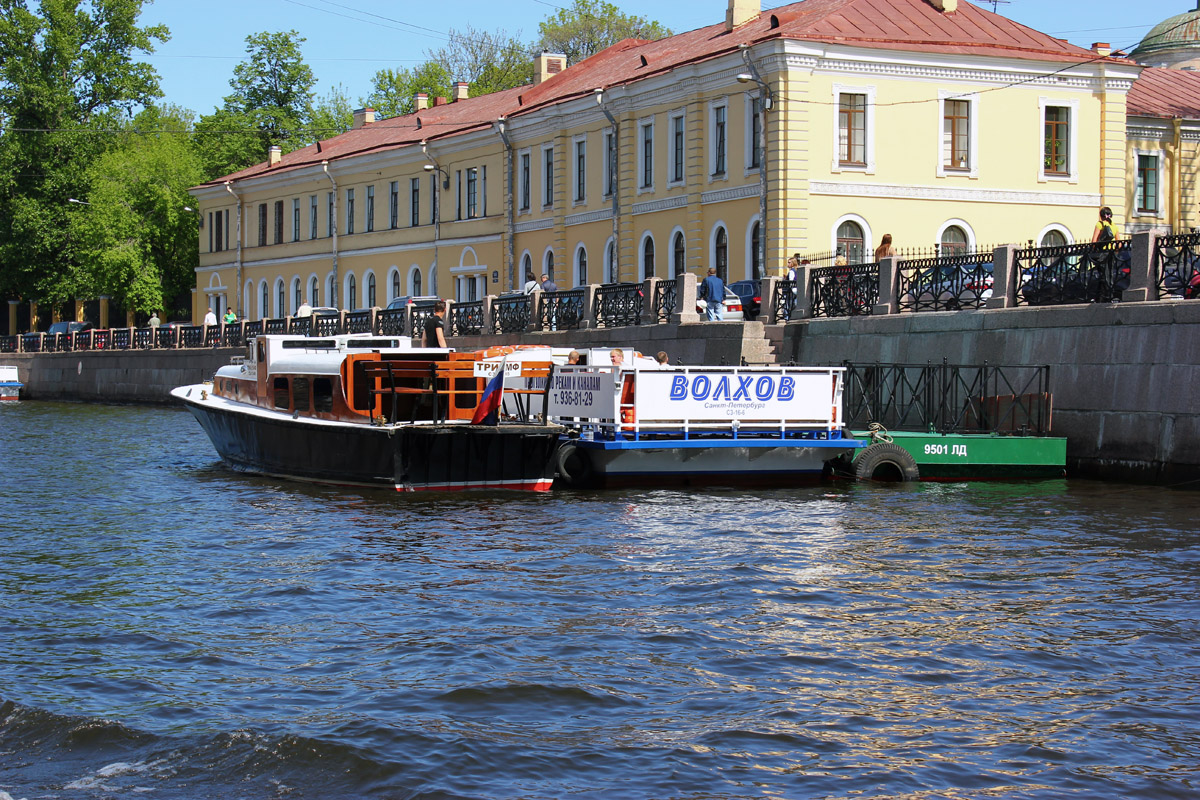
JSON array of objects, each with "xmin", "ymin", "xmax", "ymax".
[{"xmin": 172, "ymin": 334, "xmax": 563, "ymax": 492}]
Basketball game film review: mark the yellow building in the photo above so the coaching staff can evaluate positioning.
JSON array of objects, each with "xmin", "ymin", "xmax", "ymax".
[{"xmin": 190, "ymin": 0, "xmax": 1140, "ymax": 321}]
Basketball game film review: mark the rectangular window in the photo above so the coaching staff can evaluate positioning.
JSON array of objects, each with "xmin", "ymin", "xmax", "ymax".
[
  {"xmin": 749, "ymin": 99, "xmax": 762, "ymax": 170},
  {"xmin": 574, "ymin": 139, "xmax": 586, "ymax": 202},
  {"xmin": 520, "ymin": 152, "xmax": 531, "ymax": 210},
  {"xmin": 713, "ymin": 105, "xmax": 727, "ymax": 176},
  {"xmin": 291, "ymin": 198, "xmax": 300, "ymax": 242},
  {"xmin": 430, "ymin": 174, "xmax": 437, "ymax": 224},
  {"xmin": 366, "ymin": 184, "xmax": 375, "ymax": 232},
  {"xmin": 309, "ymin": 195, "xmax": 318, "ymax": 240},
  {"xmin": 327, "ymin": 192, "xmax": 334, "ymax": 238},
  {"xmin": 838, "ymin": 93, "xmax": 867, "ymax": 166},
  {"xmin": 224, "ymin": 209, "xmax": 230, "ymax": 250},
  {"xmin": 481, "ymin": 165, "xmax": 487, "ymax": 217},
  {"xmin": 641, "ymin": 122, "xmax": 654, "ymax": 188},
  {"xmin": 455, "ymin": 170, "xmax": 462, "ymax": 220},
  {"xmin": 543, "ymin": 146, "xmax": 554, "ymax": 207},
  {"xmin": 212, "ymin": 212, "xmax": 220, "ymax": 252},
  {"xmin": 466, "ymin": 167, "xmax": 478, "ymax": 218},
  {"xmin": 345, "ymin": 188, "xmax": 355, "ymax": 234},
  {"xmin": 410, "ymin": 178, "xmax": 420, "ymax": 227},
  {"xmin": 604, "ymin": 132, "xmax": 616, "ymax": 196},
  {"xmin": 273, "ymin": 200, "xmax": 283, "ymax": 244},
  {"xmin": 670, "ymin": 114, "xmax": 685, "ymax": 182},
  {"xmin": 943, "ymin": 99, "xmax": 970, "ymax": 170},
  {"xmin": 1044, "ymin": 106, "xmax": 1070, "ymax": 176},
  {"xmin": 257, "ymin": 203, "xmax": 267, "ymax": 247},
  {"xmin": 389, "ymin": 181, "xmax": 399, "ymax": 229},
  {"xmin": 1137, "ymin": 154, "xmax": 1159, "ymax": 214}
]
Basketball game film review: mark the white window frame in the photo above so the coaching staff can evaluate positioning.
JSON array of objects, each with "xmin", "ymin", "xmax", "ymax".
[
  {"xmin": 574, "ymin": 243, "xmax": 588, "ymax": 287},
  {"xmin": 936, "ymin": 219, "xmax": 977, "ymax": 252},
  {"xmin": 936, "ymin": 91, "xmax": 979, "ymax": 179},
  {"xmin": 1036, "ymin": 223, "xmax": 1074, "ymax": 247},
  {"xmin": 637, "ymin": 116, "xmax": 655, "ymax": 193},
  {"xmin": 831, "ymin": 83, "xmax": 877, "ymax": 174},
  {"xmin": 1134, "ymin": 147, "xmax": 1166, "ymax": 218},
  {"xmin": 830, "ymin": 213, "xmax": 874, "ymax": 258},
  {"xmin": 1038, "ymin": 97, "xmax": 1079, "ymax": 184},
  {"xmin": 572, "ymin": 134, "xmax": 587, "ymax": 205},
  {"xmin": 638, "ymin": 231, "xmax": 656, "ymax": 280},
  {"xmin": 709, "ymin": 98, "xmax": 728, "ymax": 180},
  {"xmin": 668, "ymin": 109, "xmax": 686, "ymax": 187}
]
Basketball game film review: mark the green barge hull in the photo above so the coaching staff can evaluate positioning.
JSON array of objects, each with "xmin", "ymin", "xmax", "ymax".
[{"xmin": 848, "ymin": 431, "xmax": 1066, "ymax": 481}]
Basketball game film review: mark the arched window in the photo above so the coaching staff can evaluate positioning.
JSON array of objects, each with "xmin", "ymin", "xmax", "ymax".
[
  {"xmin": 604, "ymin": 240, "xmax": 616, "ymax": 283},
  {"xmin": 545, "ymin": 250, "xmax": 555, "ymax": 283},
  {"xmin": 673, "ymin": 232, "xmax": 685, "ymax": 275},
  {"xmin": 521, "ymin": 253, "xmax": 533, "ymax": 287},
  {"xmin": 1040, "ymin": 229, "xmax": 1068, "ymax": 248},
  {"xmin": 260, "ymin": 282, "xmax": 269, "ymax": 320},
  {"xmin": 310, "ymin": 276, "xmax": 319, "ymax": 306},
  {"xmin": 576, "ymin": 247, "xmax": 588, "ymax": 286},
  {"xmin": 642, "ymin": 236, "xmax": 655, "ymax": 280},
  {"xmin": 940, "ymin": 225, "xmax": 968, "ymax": 256},
  {"xmin": 391, "ymin": 270, "xmax": 401, "ymax": 300},
  {"xmin": 367, "ymin": 273, "xmax": 376, "ymax": 307},
  {"xmin": 276, "ymin": 279, "xmax": 285, "ymax": 317},
  {"xmin": 292, "ymin": 277, "xmax": 302, "ymax": 313},
  {"xmin": 750, "ymin": 222, "xmax": 762, "ymax": 280},
  {"xmin": 714, "ymin": 226, "xmax": 728, "ymax": 281},
  {"xmin": 327, "ymin": 275, "xmax": 337, "ymax": 308},
  {"xmin": 837, "ymin": 221, "xmax": 865, "ymax": 264},
  {"xmin": 348, "ymin": 274, "xmax": 357, "ymax": 311},
  {"xmin": 410, "ymin": 268, "xmax": 423, "ymax": 297}
]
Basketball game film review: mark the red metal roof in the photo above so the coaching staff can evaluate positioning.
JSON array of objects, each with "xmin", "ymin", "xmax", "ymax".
[
  {"xmin": 1127, "ymin": 66, "xmax": 1200, "ymax": 118},
  {"xmin": 200, "ymin": 0, "xmax": 1118, "ymax": 188}
]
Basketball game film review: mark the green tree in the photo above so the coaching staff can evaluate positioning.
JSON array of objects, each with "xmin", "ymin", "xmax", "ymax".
[
  {"xmin": 197, "ymin": 30, "xmax": 314, "ymax": 176},
  {"xmin": 362, "ymin": 61, "xmax": 451, "ymax": 119},
  {"xmin": 427, "ymin": 26, "xmax": 532, "ymax": 96},
  {"xmin": 68, "ymin": 105, "xmax": 202, "ymax": 318},
  {"xmin": 536, "ymin": 0, "xmax": 671, "ymax": 65},
  {"xmin": 0, "ymin": 0, "xmax": 167, "ymax": 303},
  {"xmin": 308, "ymin": 83, "xmax": 353, "ymax": 140}
]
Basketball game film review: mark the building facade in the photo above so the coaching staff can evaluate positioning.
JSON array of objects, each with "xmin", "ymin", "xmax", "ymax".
[{"xmin": 189, "ymin": 0, "xmax": 1140, "ymax": 321}]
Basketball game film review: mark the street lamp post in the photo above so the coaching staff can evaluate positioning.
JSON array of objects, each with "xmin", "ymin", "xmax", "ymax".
[
  {"xmin": 422, "ymin": 144, "xmax": 451, "ymax": 299},
  {"xmin": 737, "ymin": 44, "xmax": 774, "ymax": 283}
]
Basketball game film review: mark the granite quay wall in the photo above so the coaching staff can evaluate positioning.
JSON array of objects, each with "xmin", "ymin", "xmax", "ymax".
[
  {"xmin": 6, "ymin": 349, "xmax": 237, "ymax": 404},
  {"xmin": 774, "ymin": 300, "xmax": 1200, "ymax": 485}
]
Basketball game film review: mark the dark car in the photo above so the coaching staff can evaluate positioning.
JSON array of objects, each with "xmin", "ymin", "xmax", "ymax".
[
  {"xmin": 385, "ymin": 296, "xmax": 438, "ymax": 311},
  {"xmin": 728, "ymin": 280, "xmax": 761, "ymax": 320},
  {"xmin": 47, "ymin": 321, "xmax": 94, "ymax": 336}
]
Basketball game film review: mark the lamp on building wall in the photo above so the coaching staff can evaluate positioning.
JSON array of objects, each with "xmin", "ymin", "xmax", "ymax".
[
  {"xmin": 422, "ymin": 162, "xmax": 451, "ymax": 190},
  {"xmin": 736, "ymin": 44, "xmax": 773, "ymax": 285}
]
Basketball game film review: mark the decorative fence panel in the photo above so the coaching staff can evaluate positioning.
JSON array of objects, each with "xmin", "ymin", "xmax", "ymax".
[
  {"xmin": 133, "ymin": 328, "xmax": 155, "ymax": 349},
  {"xmin": 450, "ymin": 301, "xmax": 485, "ymax": 337},
  {"xmin": 312, "ymin": 315, "xmax": 341, "ymax": 336},
  {"xmin": 344, "ymin": 310, "xmax": 372, "ymax": 334},
  {"xmin": 373, "ymin": 309, "xmax": 405, "ymax": 337},
  {"xmin": 1014, "ymin": 240, "xmax": 1131, "ymax": 306},
  {"xmin": 809, "ymin": 264, "xmax": 879, "ymax": 318},
  {"xmin": 654, "ymin": 281, "xmax": 677, "ymax": 323},
  {"xmin": 1154, "ymin": 233, "xmax": 1200, "ymax": 299},
  {"xmin": 594, "ymin": 283, "xmax": 642, "ymax": 328},
  {"xmin": 538, "ymin": 289, "xmax": 585, "ymax": 331},
  {"xmin": 111, "ymin": 329, "xmax": 130, "ymax": 350},
  {"xmin": 898, "ymin": 252, "xmax": 995, "ymax": 312},
  {"xmin": 264, "ymin": 318, "xmax": 288, "ymax": 334},
  {"xmin": 771, "ymin": 280, "xmax": 798, "ymax": 323},
  {"xmin": 492, "ymin": 294, "xmax": 531, "ymax": 334}
]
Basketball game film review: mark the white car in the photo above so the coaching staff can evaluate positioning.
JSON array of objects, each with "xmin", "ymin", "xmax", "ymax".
[{"xmin": 696, "ymin": 286, "xmax": 744, "ymax": 321}]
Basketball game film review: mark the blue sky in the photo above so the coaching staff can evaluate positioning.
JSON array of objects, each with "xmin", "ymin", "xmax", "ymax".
[{"xmin": 137, "ymin": 0, "xmax": 1190, "ymax": 116}]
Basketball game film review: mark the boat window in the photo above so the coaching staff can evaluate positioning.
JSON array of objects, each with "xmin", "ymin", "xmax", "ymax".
[
  {"xmin": 313, "ymin": 377, "xmax": 334, "ymax": 412},
  {"xmin": 292, "ymin": 377, "xmax": 310, "ymax": 411},
  {"xmin": 273, "ymin": 377, "xmax": 289, "ymax": 409},
  {"xmin": 347, "ymin": 338, "xmax": 397, "ymax": 349},
  {"xmin": 282, "ymin": 339, "xmax": 337, "ymax": 349}
]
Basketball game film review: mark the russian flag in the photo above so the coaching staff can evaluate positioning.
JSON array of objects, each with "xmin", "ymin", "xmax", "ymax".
[{"xmin": 471, "ymin": 360, "xmax": 505, "ymax": 425}]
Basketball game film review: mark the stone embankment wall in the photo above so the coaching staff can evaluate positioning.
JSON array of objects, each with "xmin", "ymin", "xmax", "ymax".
[
  {"xmin": 6, "ymin": 349, "xmax": 237, "ymax": 404},
  {"xmin": 776, "ymin": 300, "xmax": 1200, "ymax": 484}
]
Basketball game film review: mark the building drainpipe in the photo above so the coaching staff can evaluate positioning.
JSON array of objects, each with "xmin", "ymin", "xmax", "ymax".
[
  {"xmin": 595, "ymin": 88, "xmax": 620, "ymax": 281},
  {"xmin": 422, "ymin": 141, "xmax": 445, "ymax": 298},
  {"xmin": 224, "ymin": 181, "xmax": 243, "ymax": 317},
  {"xmin": 1174, "ymin": 117, "xmax": 1183, "ymax": 231},
  {"xmin": 322, "ymin": 161, "xmax": 339, "ymax": 307},
  {"xmin": 494, "ymin": 118, "xmax": 516, "ymax": 291},
  {"xmin": 739, "ymin": 44, "xmax": 774, "ymax": 282}
]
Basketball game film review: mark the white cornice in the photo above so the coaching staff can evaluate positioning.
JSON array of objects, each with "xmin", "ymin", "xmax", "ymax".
[
  {"xmin": 632, "ymin": 195, "xmax": 689, "ymax": 215},
  {"xmin": 565, "ymin": 208, "xmax": 613, "ymax": 226},
  {"xmin": 235, "ymin": 233, "xmax": 502, "ymax": 270},
  {"xmin": 701, "ymin": 184, "xmax": 759, "ymax": 205},
  {"xmin": 514, "ymin": 217, "xmax": 554, "ymax": 233},
  {"xmin": 809, "ymin": 180, "xmax": 1101, "ymax": 207}
]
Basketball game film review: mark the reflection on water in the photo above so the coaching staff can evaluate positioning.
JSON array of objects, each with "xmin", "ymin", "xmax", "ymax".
[{"xmin": 1, "ymin": 402, "xmax": 1198, "ymax": 799}]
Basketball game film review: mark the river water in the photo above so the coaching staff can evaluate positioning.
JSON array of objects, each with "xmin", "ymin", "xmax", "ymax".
[{"xmin": 1, "ymin": 401, "xmax": 1198, "ymax": 799}]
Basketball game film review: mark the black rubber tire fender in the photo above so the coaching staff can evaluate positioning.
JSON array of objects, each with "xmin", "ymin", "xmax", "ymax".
[
  {"xmin": 555, "ymin": 442, "xmax": 594, "ymax": 487},
  {"xmin": 853, "ymin": 442, "xmax": 920, "ymax": 482}
]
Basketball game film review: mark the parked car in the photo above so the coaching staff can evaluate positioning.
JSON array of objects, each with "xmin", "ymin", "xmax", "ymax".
[
  {"xmin": 310, "ymin": 306, "xmax": 340, "ymax": 317},
  {"xmin": 728, "ymin": 280, "xmax": 761, "ymax": 320},
  {"xmin": 696, "ymin": 286, "xmax": 744, "ymax": 321},
  {"xmin": 1020, "ymin": 250, "xmax": 1129, "ymax": 306},
  {"xmin": 385, "ymin": 296, "xmax": 438, "ymax": 311},
  {"xmin": 903, "ymin": 263, "xmax": 993, "ymax": 310},
  {"xmin": 46, "ymin": 321, "xmax": 94, "ymax": 336}
]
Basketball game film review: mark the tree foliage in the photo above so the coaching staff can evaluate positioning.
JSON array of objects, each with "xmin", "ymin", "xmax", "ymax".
[
  {"xmin": 427, "ymin": 26, "xmax": 532, "ymax": 97},
  {"xmin": 0, "ymin": 0, "xmax": 167, "ymax": 302},
  {"xmin": 362, "ymin": 62, "xmax": 452, "ymax": 119},
  {"xmin": 309, "ymin": 83, "xmax": 353, "ymax": 140},
  {"xmin": 536, "ymin": 0, "xmax": 670, "ymax": 66}
]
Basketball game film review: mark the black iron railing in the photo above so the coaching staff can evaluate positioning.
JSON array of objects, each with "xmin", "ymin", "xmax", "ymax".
[
  {"xmin": 539, "ymin": 289, "xmax": 585, "ymax": 331},
  {"xmin": 771, "ymin": 280, "xmax": 798, "ymax": 323},
  {"xmin": 898, "ymin": 252, "xmax": 995, "ymax": 312},
  {"xmin": 134, "ymin": 328, "xmax": 154, "ymax": 349},
  {"xmin": 264, "ymin": 318, "xmax": 288, "ymax": 334},
  {"xmin": 1014, "ymin": 240, "xmax": 1131, "ymax": 306},
  {"xmin": 450, "ymin": 301, "xmax": 485, "ymax": 337},
  {"xmin": 654, "ymin": 280, "xmax": 677, "ymax": 323},
  {"xmin": 1154, "ymin": 233, "xmax": 1200, "ymax": 299},
  {"xmin": 180, "ymin": 325, "xmax": 203, "ymax": 348},
  {"xmin": 594, "ymin": 283, "xmax": 642, "ymax": 328},
  {"xmin": 410, "ymin": 306, "xmax": 438, "ymax": 341},
  {"xmin": 243, "ymin": 321, "xmax": 264, "ymax": 343},
  {"xmin": 312, "ymin": 314, "xmax": 340, "ymax": 336},
  {"xmin": 492, "ymin": 293, "xmax": 531, "ymax": 334},
  {"xmin": 842, "ymin": 360, "xmax": 1053, "ymax": 435},
  {"xmin": 112, "ymin": 329, "xmax": 130, "ymax": 349},
  {"xmin": 345, "ymin": 310, "xmax": 372, "ymax": 334},
  {"xmin": 810, "ymin": 263, "xmax": 879, "ymax": 318},
  {"xmin": 0, "ymin": 335, "xmax": 17, "ymax": 353},
  {"xmin": 374, "ymin": 309, "xmax": 405, "ymax": 336}
]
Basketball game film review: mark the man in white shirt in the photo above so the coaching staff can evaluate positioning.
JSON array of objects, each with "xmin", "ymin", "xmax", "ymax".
[{"xmin": 203, "ymin": 308, "xmax": 217, "ymax": 326}]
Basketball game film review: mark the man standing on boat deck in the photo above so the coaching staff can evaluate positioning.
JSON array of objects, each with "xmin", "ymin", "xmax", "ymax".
[{"xmin": 422, "ymin": 300, "xmax": 448, "ymax": 348}]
